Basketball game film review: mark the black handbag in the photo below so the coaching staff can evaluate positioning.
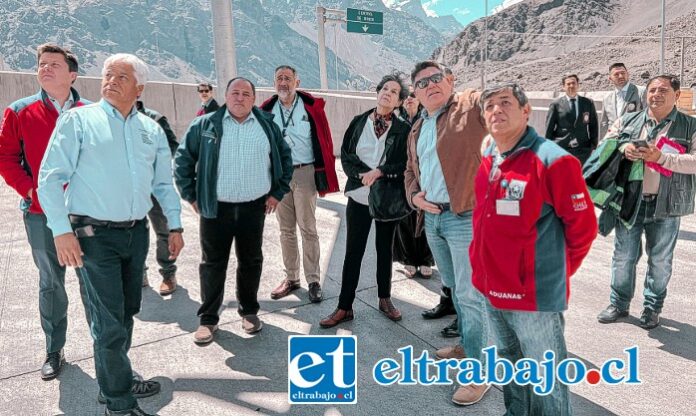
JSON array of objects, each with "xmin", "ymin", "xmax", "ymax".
[{"xmin": 368, "ymin": 146, "xmax": 412, "ymax": 221}]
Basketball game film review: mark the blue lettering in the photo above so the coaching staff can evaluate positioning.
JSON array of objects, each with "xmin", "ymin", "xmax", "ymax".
[
  {"xmin": 624, "ymin": 346, "xmax": 641, "ymax": 384},
  {"xmin": 434, "ymin": 359, "xmax": 457, "ymax": 384},
  {"xmin": 557, "ymin": 358, "xmax": 586, "ymax": 386},
  {"xmin": 414, "ymin": 349, "xmax": 437, "ymax": 385},
  {"xmin": 483, "ymin": 346, "xmax": 514, "ymax": 386},
  {"xmin": 533, "ymin": 350, "xmax": 557, "ymax": 395},
  {"xmin": 514, "ymin": 358, "xmax": 542, "ymax": 386},
  {"xmin": 398, "ymin": 346, "xmax": 416, "ymax": 385},
  {"xmin": 373, "ymin": 358, "xmax": 400, "ymax": 385},
  {"xmin": 601, "ymin": 359, "xmax": 625, "ymax": 384},
  {"xmin": 456, "ymin": 359, "xmax": 485, "ymax": 385}
]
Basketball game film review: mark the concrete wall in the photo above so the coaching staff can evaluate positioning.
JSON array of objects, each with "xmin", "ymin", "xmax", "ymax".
[{"xmin": 0, "ymin": 70, "xmax": 618, "ymax": 154}]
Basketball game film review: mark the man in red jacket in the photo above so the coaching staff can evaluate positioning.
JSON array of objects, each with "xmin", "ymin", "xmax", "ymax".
[
  {"xmin": 260, "ymin": 66, "xmax": 339, "ymax": 303},
  {"xmin": 471, "ymin": 82, "xmax": 597, "ymax": 415},
  {"xmin": 0, "ymin": 43, "xmax": 89, "ymax": 380}
]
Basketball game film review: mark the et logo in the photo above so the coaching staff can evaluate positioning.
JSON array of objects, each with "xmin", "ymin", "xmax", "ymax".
[{"xmin": 288, "ymin": 335, "xmax": 357, "ymax": 404}]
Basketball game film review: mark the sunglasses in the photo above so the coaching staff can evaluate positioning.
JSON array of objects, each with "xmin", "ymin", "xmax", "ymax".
[
  {"xmin": 198, "ymin": 89, "xmax": 210, "ymax": 93},
  {"xmin": 408, "ymin": 92, "xmax": 416, "ymax": 98},
  {"xmin": 414, "ymin": 72, "xmax": 444, "ymax": 90}
]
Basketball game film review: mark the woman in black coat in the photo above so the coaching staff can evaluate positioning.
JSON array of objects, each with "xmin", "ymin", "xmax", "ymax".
[{"xmin": 320, "ymin": 73, "xmax": 411, "ymax": 328}]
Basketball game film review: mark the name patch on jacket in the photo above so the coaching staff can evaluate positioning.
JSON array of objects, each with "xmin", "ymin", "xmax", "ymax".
[{"xmin": 489, "ymin": 290, "xmax": 524, "ymax": 300}]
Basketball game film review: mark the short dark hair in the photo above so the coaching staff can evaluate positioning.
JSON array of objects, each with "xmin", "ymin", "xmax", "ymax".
[
  {"xmin": 37, "ymin": 43, "xmax": 78, "ymax": 73},
  {"xmin": 226, "ymin": 77, "xmax": 256, "ymax": 95},
  {"xmin": 562, "ymin": 74, "xmax": 579, "ymax": 84},
  {"xmin": 275, "ymin": 65, "xmax": 297, "ymax": 77},
  {"xmin": 411, "ymin": 61, "xmax": 442, "ymax": 83},
  {"xmin": 375, "ymin": 72, "xmax": 409, "ymax": 102},
  {"xmin": 609, "ymin": 62, "xmax": 627, "ymax": 72},
  {"xmin": 198, "ymin": 82, "xmax": 213, "ymax": 90},
  {"xmin": 480, "ymin": 82, "xmax": 529, "ymax": 118},
  {"xmin": 647, "ymin": 74, "xmax": 680, "ymax": 91}
]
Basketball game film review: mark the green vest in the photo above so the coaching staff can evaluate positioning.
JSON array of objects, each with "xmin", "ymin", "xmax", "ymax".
[{"xmin": 620, "ymin": 108, "xmax": 696, "ymax": 218}]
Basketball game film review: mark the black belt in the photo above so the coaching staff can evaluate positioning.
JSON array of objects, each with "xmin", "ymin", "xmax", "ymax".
[
  {"xmin": 434, "ymin": 202, "xmax": 451, "ymax": 212},
  {"xmin": 642, "ymin": 194, "xmax": 657, "ymax": 202},
  {"xmin": 293, "ymin": 163, "xmax": 313, "ymax": 169},
  {"xmin": 69, "ymin": 215, "xmax": 144, "ymax": 229}
]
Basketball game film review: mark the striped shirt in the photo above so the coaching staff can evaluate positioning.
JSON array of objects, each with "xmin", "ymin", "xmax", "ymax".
[{"xmin": 216, "ymin": 110, "xmax": 272, "ymax": 202}]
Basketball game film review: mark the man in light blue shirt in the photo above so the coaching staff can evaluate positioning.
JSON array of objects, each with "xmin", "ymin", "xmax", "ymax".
[{"xmin": 38, "ymin": 53, "xmax": 183, "ymax": 416}]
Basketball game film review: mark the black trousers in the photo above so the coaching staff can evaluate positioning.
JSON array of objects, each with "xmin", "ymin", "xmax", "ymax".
[
  {"xmin": 393, "ymin": 210, "xmax": 434, "ymax": 267},
  {"xmin": 338, "ymin": 198, "xmax": 397, "ymax": 310},
  {"xmin": 198, "ymin": 198, "xmax": 266, "ymax": 325},
  {"xmin": 146, "ymin": 196, "xmax": 176, "ymax": 279}
]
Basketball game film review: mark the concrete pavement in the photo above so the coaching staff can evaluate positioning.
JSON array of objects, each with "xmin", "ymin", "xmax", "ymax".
[{"xmin": 0, "ymin": 167, "xmax": 694, "ymax": 415}]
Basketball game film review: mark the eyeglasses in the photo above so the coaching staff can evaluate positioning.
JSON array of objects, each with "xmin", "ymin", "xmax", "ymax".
[
  {"xmin": 198, "ymin": 89, "xmax": 210, "ymax": 93},
  {"xmin": 408, "ymin": 92, "xmax": 416, "ymax": 98},
  {"xmin": 414, "ymin": 73, "xmax": 444, "ymax": 90}
]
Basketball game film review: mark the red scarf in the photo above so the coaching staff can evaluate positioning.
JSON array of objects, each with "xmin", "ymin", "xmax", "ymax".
[{"xmin": 373, "ymin": 110, "xmax": 392, "ymax": 138}]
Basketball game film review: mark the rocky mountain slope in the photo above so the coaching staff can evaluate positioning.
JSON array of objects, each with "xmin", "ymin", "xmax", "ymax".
[
  {"xmin": 0, "ymin": 0, "xmax": 458, "ymax": 89},
  {"xmin": 434, "ymin": 0, "xmax": 696, "ymax": 91}
]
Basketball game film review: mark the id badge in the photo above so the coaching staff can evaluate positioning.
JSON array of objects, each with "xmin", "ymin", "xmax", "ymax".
[{"xmin": 496, "ymin": 199, "xmax": 520, "ymax": 216}]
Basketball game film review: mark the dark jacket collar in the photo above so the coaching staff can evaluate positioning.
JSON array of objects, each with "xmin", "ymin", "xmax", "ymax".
[{"xmin": 39, "ymin": 86, "xmax": 82, "ymax": 109}]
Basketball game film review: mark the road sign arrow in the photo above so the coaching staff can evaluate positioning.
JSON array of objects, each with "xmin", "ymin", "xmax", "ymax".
[{"xmin": 362, "ymin": 25, "xmax": 368, "ymax": 32}]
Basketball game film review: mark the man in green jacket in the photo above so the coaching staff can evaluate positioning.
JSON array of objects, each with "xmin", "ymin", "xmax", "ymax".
[{"xmin": 175, "ymin": 77, "xmax": 293, "ymax": 344}]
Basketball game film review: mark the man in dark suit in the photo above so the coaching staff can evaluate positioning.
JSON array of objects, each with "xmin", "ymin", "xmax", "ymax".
[
  {"xmin": 196, "ymin": 82, "xmax": 220, "ymax": 116},
  {"xmin": 545, "ymin": 74, "xmax": 599, "ymax": 164},
  {"xmin": 600, "ymin": 63, "xmax": 646, "ymax": 138}
]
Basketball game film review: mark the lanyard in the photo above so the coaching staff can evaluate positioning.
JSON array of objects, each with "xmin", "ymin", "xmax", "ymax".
[{"xmin": 279, "ymin": 97, "xmax": 299, "ymax": 136}]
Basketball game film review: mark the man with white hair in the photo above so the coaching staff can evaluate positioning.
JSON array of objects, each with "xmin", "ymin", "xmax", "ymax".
[{"xmin": 38, "ymin": 53, "xmax": 184, "ymax": 416}]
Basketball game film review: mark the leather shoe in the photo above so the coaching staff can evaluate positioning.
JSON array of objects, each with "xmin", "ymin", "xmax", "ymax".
[
  {"xmin": 422, "ymin": 302, "xmax": 456, "ymax": 319},
  {"xmin": 435, "ymin": 344, "xmax": 466, "ymax": 360},
  {"xmin": 271, "ymin": 279, "xmax": 301, "ymax": 300},
  {"xmin": 320, "ymin": 308, "xmax": 354, "ymax": 328},
  {"xmin": 378, "ymin": 297, "xmax": 402, "ymax": 321},
  {"xmin": 41, "ymin": 349, "xmax": 65, "ymax": 380},
  {"xmin": 452, "ymin": 383, "xmax": 491, "ymax": 406},
  {"xmin": 98, "ymin": 379, "xmax": 161, "ymax": 404},
  {"xmin": 441, "ymin": 318, "xmax": 460, "ymax": 338},
  {"xmin": 308, "ymin": 282, "xmax": 323, "ymax": 303},
  {"xmin": 597, "ymin": 304, "xmax": 629, "ymax": 323},
  {"xmin": 639, "ymin": 308, "xmax": 660, "ymax": 329},
  {"xmin": 242, "ymin": 315, "xmax": 263, "ymax": 334},
  {"xmin": 194, "ymin": 324, "xmax": 217, "ymax": 344},
  {"xmin": 104, "ymin": 406, "xmax": 157, "ymax": 416},
  {"xmin": 158, "ymin": 276, "xmax": 177, "ymax": 296}
]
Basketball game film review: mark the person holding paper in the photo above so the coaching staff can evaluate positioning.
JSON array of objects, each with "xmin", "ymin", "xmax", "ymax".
[{"xmin": 597, "ymin": 75, "xmax": 696, "ymax": 330}]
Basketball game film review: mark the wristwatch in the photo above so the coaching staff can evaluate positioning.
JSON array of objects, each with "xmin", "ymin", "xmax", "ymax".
[{"xmin": 169, "ymin": 228, "xmax": 184, "ymax": 234}]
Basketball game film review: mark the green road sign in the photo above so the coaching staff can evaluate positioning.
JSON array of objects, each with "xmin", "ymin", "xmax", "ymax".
[
  {"xmin": 346, "ymin": 21, "xmax": 383, "ymax": 35},
  {"xmin": 346, "ymin": 8, "xmax": 383, "ymax": 24},
  {"xmin": 346, "ymin": 8, "xmax": 383, "ymax": 35}
]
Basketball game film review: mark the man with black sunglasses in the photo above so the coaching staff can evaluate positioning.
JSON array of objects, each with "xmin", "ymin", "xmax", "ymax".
[
  {"xmin": 196, "ymin": 82, "xmax": 219, "ymax": 116},
  {"xmin": 404, "ymin": 60, "xmax": 490, "ymax": 406}
]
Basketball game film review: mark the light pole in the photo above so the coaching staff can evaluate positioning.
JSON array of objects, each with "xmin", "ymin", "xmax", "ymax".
[
  {"xmin": 481, "ymin": 0, "xmax": 488, "ymax": 89},
  {"xmin": 660, "ymin": 0, "xmax": 665, "ymax": 74},
  {"xmin": 211, "ymin": 0, "xmax": 237, "ymax": 100}
]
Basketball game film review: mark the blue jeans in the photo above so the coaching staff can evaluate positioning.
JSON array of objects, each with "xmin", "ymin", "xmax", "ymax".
[
  {"xmin": 75, "ymin": 220, "xmax": 149, "ymax": 412},
  {"xmin": 424, "ymin": 211, "xmax": 488, "ymax": 362},
  {"xmin": 610, "ymin": 200, "xmax": 680, "ymax": 313},
  {"xmin": 23, "ymin": 212, "xmax": 89, "ymax": 353},
  {"xmin": 486, "ymin": 300, "xmax": 571, "ymax": 416}
]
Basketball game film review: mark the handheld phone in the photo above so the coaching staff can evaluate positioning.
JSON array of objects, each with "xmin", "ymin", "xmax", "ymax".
[{"xmin": 633, "ymin": 139, "xmax": 649, "ymax": 148}]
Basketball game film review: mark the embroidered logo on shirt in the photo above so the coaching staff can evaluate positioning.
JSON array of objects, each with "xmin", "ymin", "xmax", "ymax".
[
  {"xmin": 505, "ymin": 179, "xmax": 527, "ymax": 200},
  {"xmin": 141, "ymin": 132, "xmax": 153, "ymax": 145},
  {"xmin": 571, "ymin": 193, "xmax": 588, "ymax": 211},
  {"xmin": 627, "ymin": 103, "xmax": 636, "ymax": 112}
]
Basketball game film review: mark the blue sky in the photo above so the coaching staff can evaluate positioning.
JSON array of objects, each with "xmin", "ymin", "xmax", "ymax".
[{"xmin": 422, "ymin": 0, "xmax": 507, "ymax": 26}]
